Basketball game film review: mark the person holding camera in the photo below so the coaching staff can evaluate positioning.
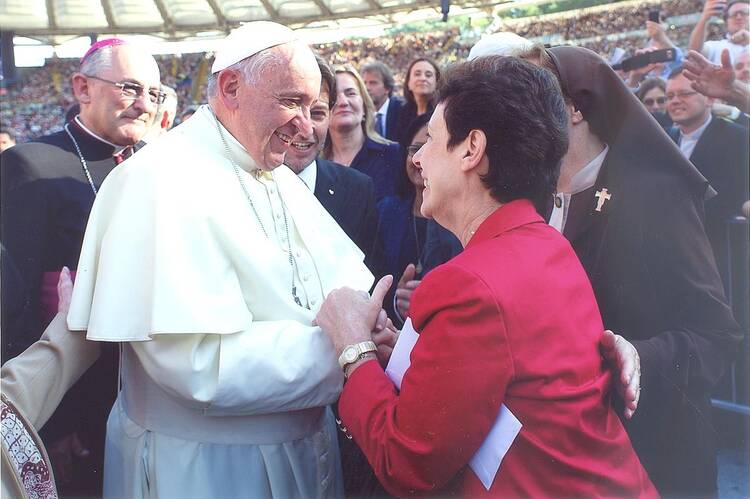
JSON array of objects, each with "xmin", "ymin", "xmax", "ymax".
[{"xmin": 689, "ymin": 0, "xmax": 750, "ymax": 65}]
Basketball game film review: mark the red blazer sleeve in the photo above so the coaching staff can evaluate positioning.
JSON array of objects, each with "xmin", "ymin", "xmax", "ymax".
[{"xmin": 339, "ymin": 263, "xmax": 514, "ymax": 496}]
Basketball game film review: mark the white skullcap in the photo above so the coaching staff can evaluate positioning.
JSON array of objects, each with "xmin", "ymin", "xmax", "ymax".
[
  {"xmin": 467, "ymin": 32, "xmax": 534, "ymax": 61},
  {"xmin": 212, "ymin": 21, "xmax": 297, "ymax": 74}
]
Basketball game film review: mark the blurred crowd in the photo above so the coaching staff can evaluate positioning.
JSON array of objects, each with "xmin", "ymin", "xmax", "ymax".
[{"xmin": 0, "ymin": 0, "xmax": 737, "ymax": 144}]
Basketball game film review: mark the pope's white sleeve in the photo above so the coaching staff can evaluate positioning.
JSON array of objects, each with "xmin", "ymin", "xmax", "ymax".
[{"xmin": 130, "ymin": 320, "xmax": 343, "ymax": 416}]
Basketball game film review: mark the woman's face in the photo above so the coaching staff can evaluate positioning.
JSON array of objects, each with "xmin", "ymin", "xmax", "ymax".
[
  {"xmin": 331, "ymin": 73, "xmax": 365, "ymax": 132},
  {"xmin": 408, "ymin": 61, "xmax": 437, "ymax": 99},
  {"xmin": 642, "ymin": 86, "xmax": 667, "ymax": 114},
  {"xmin": 406, "ymin": 125, "xmax": 428, "ymax": 189}
]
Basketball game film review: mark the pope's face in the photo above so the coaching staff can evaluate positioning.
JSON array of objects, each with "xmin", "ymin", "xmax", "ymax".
[
  {"xmin": 237, "ymin": 44, "xmax": 321, "ymax": 170},
  {"xmin": 82, "ymin": 45, "xmax": 160, "ymax": 146}
]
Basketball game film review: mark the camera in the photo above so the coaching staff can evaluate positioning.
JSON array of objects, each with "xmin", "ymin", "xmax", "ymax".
[{"xmin": 611, "ymin": 48, "xmax": 677, "ymax": 72}]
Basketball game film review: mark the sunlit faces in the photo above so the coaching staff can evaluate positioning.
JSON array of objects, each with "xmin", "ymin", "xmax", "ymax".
[
  {"xmin": 406, "ymin": 125, "xmax": 428, "ymax": 189},
  {"xmin": 330, "ymin": 72, "xmax": 365, "ymax": 133},
  {"xmin": 362, "ymin": 70, "xmax": 389, "ymax": 109},
  {"xmin": 80, "ymin": 45, "xmax": 160, "ymax": 146},
  {"xmin": 641, "ymin": 86, "xmax": 667, "ymax": 113},
  {"xmin": 734, "ymin": 51, "xmax": 750, "ymax": 84},
  {"xmin": 411, "ymin": 104, "xmax": 464, "ymax": 221},
  {"xmin": 236, "ymin": 43, "xmax": 321, "ymax": 170},
  {"xmin": 284, "ymin": 84, "xmax": 331, "ymax": 173},
  {"xmin": 408, "ymin": 61, "xmax": 438, "ymax": 100},
  {"xmin": 666, "ymin": 73, "xmax": 712, "ymax": 130}
]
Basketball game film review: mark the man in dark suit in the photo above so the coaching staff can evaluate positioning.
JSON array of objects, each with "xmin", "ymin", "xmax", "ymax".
[
  {"xmin": 666, "ymin": 67, "xmax": 750, "ymax": 288},
  {"xmin": 361, "ymin": 61, "xmax": 404, "ymax": 141},
  {"xmin": 284, "ymin": 56, "xmax": 385, "ymax": 277}
]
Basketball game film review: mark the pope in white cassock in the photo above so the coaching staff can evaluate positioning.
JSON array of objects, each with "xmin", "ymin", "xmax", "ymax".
[{"xmin": 67, "ymin": 22, "xmax": 373, "ymax": 498}]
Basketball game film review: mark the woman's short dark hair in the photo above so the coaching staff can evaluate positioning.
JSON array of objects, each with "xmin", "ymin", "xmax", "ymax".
[
  {"xmin": 403, "ymin": 58, "xmax": 441, "ymax": 105},
  {"xmin": 436, "ymin": 56, "xmax": 569, "ymax": 214},
  {"xmin": 637, "ymin": 77, "xmax": 666, "ymax": 102},
  {"xmin": 395, "ymin": 111, "xmax": 433, "ymax": 199}
]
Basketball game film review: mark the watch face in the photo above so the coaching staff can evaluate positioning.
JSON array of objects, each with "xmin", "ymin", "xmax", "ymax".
[{"xmin": 343, "ymin": 347, "xmax": 358, "ymax": 363}]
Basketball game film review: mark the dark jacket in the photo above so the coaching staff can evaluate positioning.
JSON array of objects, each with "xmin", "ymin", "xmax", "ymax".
[
  {"xmin": 669, "ymin": 117, "xmax": 750, "ymax": 289},
  {"xmin": 382, "ymin": 95, "xmax": 404, "ymax": 142},
  {"xmin": 312, "ymin": 158, "xmax": 385, "ymax": 277},
  {"xmin": 350, "ymin": 136, "xmax": 401, "ymax": 204}
]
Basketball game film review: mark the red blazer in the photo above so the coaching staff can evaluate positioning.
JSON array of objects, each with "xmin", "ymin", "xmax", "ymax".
[{"xmin": 340, "ymin": 199, "xmax": 657, "ymax": 498}]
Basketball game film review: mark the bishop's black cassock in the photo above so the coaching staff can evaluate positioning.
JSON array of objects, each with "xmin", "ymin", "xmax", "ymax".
[{"xmin": 1, "ymin": 118, "xmax": 137, "ymax": 495}]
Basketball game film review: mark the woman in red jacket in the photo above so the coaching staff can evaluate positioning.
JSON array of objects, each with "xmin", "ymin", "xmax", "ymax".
[{"xmin": 315, "ymin": 55, "xmax": 657, "ymax": 498}]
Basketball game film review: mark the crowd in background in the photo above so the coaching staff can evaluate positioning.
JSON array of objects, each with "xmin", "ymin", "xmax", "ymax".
[{"xmin": 0, "ymin": 0, "xmax": 731, "ymax": 143}]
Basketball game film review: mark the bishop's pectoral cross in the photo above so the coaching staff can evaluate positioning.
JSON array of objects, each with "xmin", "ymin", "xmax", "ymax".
[{"xmin": 594, "ymin": 188, "xmax": 612, "ymax": 212}]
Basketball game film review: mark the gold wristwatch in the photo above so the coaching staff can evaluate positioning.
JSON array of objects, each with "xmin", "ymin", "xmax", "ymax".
[{"xmin": 338, "ymin": 341, "xmax": 377, "ymax": 370}]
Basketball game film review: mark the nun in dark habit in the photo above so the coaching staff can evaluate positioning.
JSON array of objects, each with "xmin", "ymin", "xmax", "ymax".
[{"xmin": 521, "ymin": 45, "xmax": 743, "ymax": 497}]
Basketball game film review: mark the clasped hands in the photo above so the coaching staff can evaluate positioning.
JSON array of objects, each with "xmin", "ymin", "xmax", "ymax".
[{"xmin": 315, "ymin": 276, "xmax": 398, "ymax": 375}]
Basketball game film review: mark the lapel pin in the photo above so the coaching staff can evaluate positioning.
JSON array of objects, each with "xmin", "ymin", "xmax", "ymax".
[{"xmin": 594, "ymin": 188, "xmax": 612, "ymax": 212}]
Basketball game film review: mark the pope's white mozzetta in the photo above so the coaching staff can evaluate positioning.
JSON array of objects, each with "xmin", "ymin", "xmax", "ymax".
[{"xmin": 68, "ymin": 33, "xmax": 372, "ymax": 495}]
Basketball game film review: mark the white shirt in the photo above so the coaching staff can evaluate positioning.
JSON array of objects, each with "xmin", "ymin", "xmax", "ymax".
[
  {"xmin": 298, "ymin": 159, "xmax": 318, "ymax": 191},
  {"xmin": 549, "ymin": 145, "xmax": 609, "ymax": 233},
  {"xmin": 703, "ymin": 38, "xmax": 749, "ymax": 65},
  {"xmin": 678, "ymin": 114, "xmax": 712, "ymax": 160}
]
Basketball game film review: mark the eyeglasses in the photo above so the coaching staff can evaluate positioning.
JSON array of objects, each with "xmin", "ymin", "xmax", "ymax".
[
  {"xmin": 665, "ymin": 91, "xmax": 698, "ymax": 101},
  {"xmin": 727, "ymin": 10, "xmax": 749, "ymax": 19},
  {"xmin": 85, "ymin": 75, "xmax": 166, "ymax": 104},
  {"xmin": 643, "ymin": 96, "xmax": 667, "ymax": 106},
  {"xmin": 407, "ymin": 142, "xmax": 425, "ymax": 156}
]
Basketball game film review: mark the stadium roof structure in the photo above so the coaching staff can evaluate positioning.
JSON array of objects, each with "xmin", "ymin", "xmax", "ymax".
[{"xmin": 0, "ymin": 0, "xmax": 512, "ymax": 41}]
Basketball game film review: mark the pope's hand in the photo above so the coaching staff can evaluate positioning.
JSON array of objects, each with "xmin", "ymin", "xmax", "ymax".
[
  {"xmin": 316, "ymin": 275, "xmax": 394, "ymax": 355},
  {"xmin": 600, "ymin": 330, "xmax": 641, "ymax": 419}
]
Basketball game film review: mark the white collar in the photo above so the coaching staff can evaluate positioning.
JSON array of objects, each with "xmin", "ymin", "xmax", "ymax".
[
  {"xmin": 679, "ymin": 114, "xmax": 712, "ymax": 141},
  {"xmin": 297, "ymin": 159, "xmax": 317, "ymax": 191},
  {"xmin": 567, "ymin": 144, "xmax": 609, "ymax": 194},
  {"xmin": 204, "ymin": 105, "xmax": 260, "ymax": 173},
  {"xmin": 74, "ymin": 116, "xmax": 126, "ymax": 153},
  {"xmin": 377, "ymin": 97, "xmax": 390, "ymax": 116}
]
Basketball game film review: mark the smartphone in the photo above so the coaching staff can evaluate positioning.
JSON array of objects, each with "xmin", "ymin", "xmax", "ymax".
[
  {"xmin": 612, "ymin": 48, "xmax": 677, "ymax": 72},
  {"xmin": 648, "ymin": 8, "xmax": 660, "ymax": 23}
]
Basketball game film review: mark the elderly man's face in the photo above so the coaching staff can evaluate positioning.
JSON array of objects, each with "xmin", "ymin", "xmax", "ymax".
[
  {"xmin": 237, "ymin": 44, "xmax": 320, "ymax": 170},
  {"xmin": 284, "ymin": 84, "xmax": 331, "ymax": 174},
  {"xmin": 81, "ymin": 45, "xmax": 160, "ymax": 146}
]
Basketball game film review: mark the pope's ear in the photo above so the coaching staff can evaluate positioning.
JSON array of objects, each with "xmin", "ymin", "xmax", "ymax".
[
  {"xmin": 71, "ymin": 73, "xmax": 92, "ymax": 104},
  {"xmin": 217, "ymin": 70, "xmax": 242, "ymax": 111},
  {"xmin": 459, "ymin": 129, "xmax": 487, "ymax": 173}
]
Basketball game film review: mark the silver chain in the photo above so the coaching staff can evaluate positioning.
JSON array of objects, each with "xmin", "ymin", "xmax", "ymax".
[
  {"xmin": 64, "ymin": 123, "xmax": 98, "ymax": 195},
  {"xmin": 212, "ymin": 112, "xmax": 305, "ymax": 308}
]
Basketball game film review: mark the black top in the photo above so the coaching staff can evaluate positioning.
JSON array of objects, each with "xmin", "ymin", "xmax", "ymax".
[
  {"xmin": 0, "ymin": 120, "xmax": 133, "ymax": 495},
  {"xmin": 1, "ymin": 120, "xmax": 122, "ymax": 357}
]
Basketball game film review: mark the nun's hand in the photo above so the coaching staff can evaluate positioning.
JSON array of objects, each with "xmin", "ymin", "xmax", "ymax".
[{"xmin": 600, "ymin": 330, "xmax": 641, "ymax": 419}]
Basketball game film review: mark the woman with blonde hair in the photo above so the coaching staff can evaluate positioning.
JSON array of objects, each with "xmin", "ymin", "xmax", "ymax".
[{"xmin": 324, "ymin": 64, "xmax": 401, "ymax": 204}]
